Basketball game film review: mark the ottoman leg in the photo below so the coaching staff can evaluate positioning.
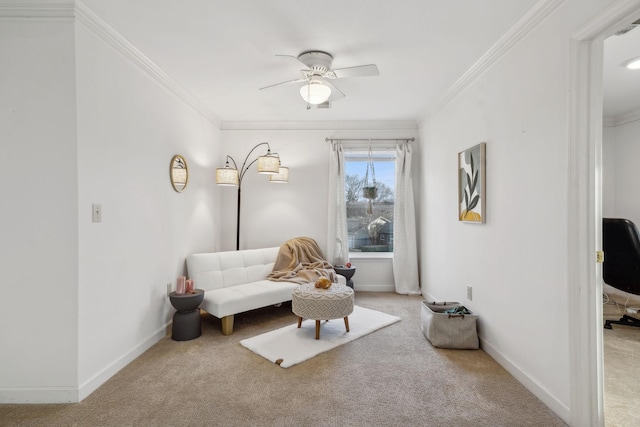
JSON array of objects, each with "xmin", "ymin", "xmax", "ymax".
[
  {"xmin": 344, "ymin": 316, "xmax": 350, "ymax": 332},
  {"xmin": 315, "ymin": 320, "xmax": 321, "ymax": 339},
  {"xmin": 297, "ymin": 317, "xmax": 303, "ymax": 328}
]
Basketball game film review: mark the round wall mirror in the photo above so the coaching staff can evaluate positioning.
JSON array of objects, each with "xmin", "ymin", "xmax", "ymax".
[{"xmin": 170, "ymin": 154, "xmax": 189, "ymax": 192}]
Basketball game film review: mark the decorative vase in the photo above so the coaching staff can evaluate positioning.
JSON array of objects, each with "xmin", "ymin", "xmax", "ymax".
[{"xmin": 176, "ymin": 276, "xmax": 186, "ymax": 295}]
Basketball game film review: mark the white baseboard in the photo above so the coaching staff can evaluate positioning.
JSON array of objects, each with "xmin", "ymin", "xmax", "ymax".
[
  {"xmin": 480, "ymin": 337, "xmax": 570, "ymax": 424},
  {"xmin": 355, "ymin": 284, "xmax": 395, "ymax": 292},
  {"xmin": 421, "ymin": 290, "xmax": 569, "ymax": 422},
  {"xmin": 0, "ymin": 323, "xmax": 170, "ymax": 404},
  {"xmin": 0, "ymin": 387, "xmax": 78, "ymax": 404},
  {"xmin": 422, "ymin": 291, "xmax": 436, "ymax": 302},
  {"xmin": 78, "ymin": 323, "xmax": 169, "ymax": 401}
]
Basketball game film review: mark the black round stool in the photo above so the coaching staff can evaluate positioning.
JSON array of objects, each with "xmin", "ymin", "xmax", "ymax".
[{"xmin": 169, "ymin": 289, "xmax": 204, "ymax": 341}]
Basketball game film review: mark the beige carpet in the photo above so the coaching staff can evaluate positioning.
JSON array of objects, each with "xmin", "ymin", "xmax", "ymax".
[
  {"xmin": 603, "ymin": 299, "xmax": 640, "ymax": 427},
  {"xmin": 0, "ymin": 293, "xmax": 565, "ymax": 427}
]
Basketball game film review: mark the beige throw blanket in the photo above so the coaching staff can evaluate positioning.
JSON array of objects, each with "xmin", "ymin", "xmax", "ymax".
[{"xmin": 267, "ymin": 237, "xmax": 337, "ymax": 284}]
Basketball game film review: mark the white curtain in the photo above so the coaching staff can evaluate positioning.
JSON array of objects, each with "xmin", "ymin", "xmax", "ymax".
[
  {"xmin": 326, "ymin": 141, "xmax": 349, "ymax": 266},
  {"xmin": 393, "ymin": 142, "xmax": 421, "ymax": 294}
]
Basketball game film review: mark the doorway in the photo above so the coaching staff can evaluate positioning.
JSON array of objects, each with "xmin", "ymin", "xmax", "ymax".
[
  {"xmin": 569, "ymin": 4, "xmax": 640, "ymax": 426},
  {"xmin": 601, "ymin": 20, "xmax": 640, "ymax": 427}
]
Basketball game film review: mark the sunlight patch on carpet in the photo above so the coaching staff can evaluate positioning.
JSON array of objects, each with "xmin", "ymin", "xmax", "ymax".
[{"xmin": 240, "ymin": 305, "xmax": 401, "ymax": 368}]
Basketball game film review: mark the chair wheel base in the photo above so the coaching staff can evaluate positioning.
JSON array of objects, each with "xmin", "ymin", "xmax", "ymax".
[{"xmin": 604, "ymin": 314, "xmax": 640, "ymax": 330}]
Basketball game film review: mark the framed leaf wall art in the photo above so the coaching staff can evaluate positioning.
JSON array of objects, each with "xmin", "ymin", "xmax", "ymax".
[{"xmin": 458, "ymin": 143, "xmax": 486, "ymax": 223}]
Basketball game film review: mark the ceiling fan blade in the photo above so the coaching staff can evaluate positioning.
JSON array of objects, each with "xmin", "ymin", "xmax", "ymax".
[
  {"xmin": 325, "ymin": 80, "xmax": 345, "ymax": 101},
  {"xmin": 331, "ymin": 64, "xmax": 379, "ymax": 79},
  {"xmin": 259, "ymin": 78, "xmax": 307, "ymax": 91},
  {"xmin": 275, "ymin": 54, "xmax": 312, "ymax": 69}
]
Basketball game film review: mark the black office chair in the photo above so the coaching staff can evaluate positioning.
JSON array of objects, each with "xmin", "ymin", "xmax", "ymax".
[{"xmin": 603, "ymin": 218, "xmax": 640, "ymax": 329}]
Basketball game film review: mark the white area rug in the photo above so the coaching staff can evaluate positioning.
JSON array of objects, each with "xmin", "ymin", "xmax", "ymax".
[{"xmin": 240, "ymin": 305, "xmax": 401, "ymax": 368}]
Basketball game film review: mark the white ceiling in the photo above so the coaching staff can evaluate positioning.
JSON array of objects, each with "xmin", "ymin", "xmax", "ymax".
[{"xmin": 79, "ymin": 0, "xmax": 640, "ymax": 125}]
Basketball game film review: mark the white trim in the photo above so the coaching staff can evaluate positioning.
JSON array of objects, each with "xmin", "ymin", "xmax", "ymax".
[
  {"xmin": 0, "ymin": 1, "xmax": 74, "ymax": 18},
  {"xmin": 568, "ymin": 2, "xmax": 640, "ymax": 426},
  {"xmin": 417, "ymin": 0, "xmax": 565, "ymax": 124},
  {"xmin": 349, "ymin": 252, "xmax": 393, "ymax": 259},
  {"xmin": 604, "ymin": 108, "xmax": 640, "ymax": 127},
  {"xmin": 570, "ymin": 0, "xmax": 640, "ymax": 40},
  {"xmin": 568, "ymin": 37, "xmax": 602, "ymax": 427},
  {"xmin": 355, "ymin": 284, "xmax": 395, "ymax": 292},
  {"xmin": 220, "ymin": 120, "xmax": 418, "ymax": 131},
  {"xmin": 480, "ymin": 338, "xmax": 570, "ymax": 423},
  {"xmin": 0, "ymin": 387, "xmax": 78, "ymax": 404},
  {"xmin": 73, "ymin": 1, "xmax": 221, "ymax": 127},
  {"xmin": 78, "ymin": 324, "xmax": 168, "ymax": 401},
  {"xmin": 602, "ymin": 117, "xmax": 617, "ymax": 128},
  {"xmin": 0, "ymin": 1, "xmax": 221, "ymax": 127},
  {"xmin": 0, "ymin": 324, "xmax": 168, "ymax": 403}
]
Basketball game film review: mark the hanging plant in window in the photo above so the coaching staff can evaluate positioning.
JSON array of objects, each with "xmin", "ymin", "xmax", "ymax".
[{"xmin": 362, "ymin": 147, "xmax": 377, "ymax": 214}]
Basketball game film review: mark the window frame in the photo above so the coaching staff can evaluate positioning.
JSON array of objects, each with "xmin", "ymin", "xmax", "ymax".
[{"xmin": 343, "ymin": 147, "xmax": 396, "ymax": 255}]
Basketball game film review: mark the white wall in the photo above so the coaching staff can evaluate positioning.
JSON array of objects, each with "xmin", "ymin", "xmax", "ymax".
[
  {"xmin": 0, "ymin": 10, "xmax": 221, "ymax": 403},
  {"xmin": 418, "ymin": 1, "xmax": 615, "ymax": 422},
  {"xmin": 606, "ymin": 119, "xmax": 640, "ymax": 225},
  {"xmin": 602, "ymin": 126, "xmax": 616, "ymax": 219},
  {"xmin": 75, "ymin": 22, "xmax": 220, "ymax": 398},
  {"xmin": 220, "ymin": 128, "xmax": 417, "ymax": 289},
  {"xmin": 0, "ymin": 18, "xmax": 80, "ymax": 403},
  {"xmin": 219, "ymin": 129, "xmax": 329, "ymax": 252}
]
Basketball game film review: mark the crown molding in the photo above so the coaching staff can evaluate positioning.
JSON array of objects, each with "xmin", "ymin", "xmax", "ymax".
[
  {"xmin": 74, "ymin": 1, "xmax": 221, "ymax": 127},
  {"xmin": 602, "ymin": 117, "xmax": 617, "ymax": 128},
  {"xmin": 220, "ymin": 120, "xmax": 419, "ymax": 131},
  {"xmin": 417, "ymin": 0, "xmax": 565, "ymax": 124},
  {"xmin": 604, "ymin": 109, "xmax": 640, "ymax": 127},
  {"xmin": 0, "ymin": 1, "xmax": 221, "ymax": 127},
  {"xmin": 0, "ymin": 1, "xmax": 74, "ymax": 18},
  {"xmin": 571, "ymin": 0, "xmax": 640, "ymax": 41}
]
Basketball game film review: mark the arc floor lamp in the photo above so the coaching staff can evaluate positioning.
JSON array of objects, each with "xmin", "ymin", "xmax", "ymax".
[{"xmin": 216, "ymin": 142, "xmax": 288, "ymax": 250}]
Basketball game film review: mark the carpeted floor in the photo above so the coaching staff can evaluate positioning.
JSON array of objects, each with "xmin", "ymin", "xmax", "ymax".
[
  {"xmin": 0, "ymin": 292, "xmax": 566, "ymax": 427},
  {"xmin": 603, "ymin": 299, "xmax": 640, "ymax": 427}
]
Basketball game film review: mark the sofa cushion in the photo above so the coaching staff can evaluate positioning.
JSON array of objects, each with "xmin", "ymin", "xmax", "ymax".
[
  {"xmin": 187, "ymin": 247, "xmax": 279, "ymax": 291},
  {"xmin": 200, "ymin": 280, "xmax": 299, "ymax": 318}
]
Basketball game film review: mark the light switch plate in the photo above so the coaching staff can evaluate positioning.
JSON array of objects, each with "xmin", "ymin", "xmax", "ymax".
[{"xmin": 92, "ymin": 203, "xmax": 102, "ymax": 223}]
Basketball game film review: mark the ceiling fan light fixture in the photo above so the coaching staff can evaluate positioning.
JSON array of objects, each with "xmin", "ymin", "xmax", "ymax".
[
  {"xmin": 300, "ymin": 80, "xmax": 331, "ymax": 105},
  {"xmin": 625, "ymin": 56, "xmax": 640, "ymax": 70}
]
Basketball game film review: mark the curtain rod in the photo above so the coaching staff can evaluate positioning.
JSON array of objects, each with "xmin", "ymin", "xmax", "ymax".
[{"xmin": 325, "ymin": 137, "xmax": 415, "ymax": 143}]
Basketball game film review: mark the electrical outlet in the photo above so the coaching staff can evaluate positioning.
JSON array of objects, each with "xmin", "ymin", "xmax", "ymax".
[
  {"xmin": 466, "ymin": 285, "xmax": 473, "ymax": 300},
  {"xmin": 166, "ymin": 283, "xmax": 172, "ymax": 296}
]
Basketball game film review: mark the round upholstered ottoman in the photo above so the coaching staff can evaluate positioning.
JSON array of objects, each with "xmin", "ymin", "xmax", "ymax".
[{"xmin": 292, "ymin": 282, "xmax": 354, "ymax": 339}]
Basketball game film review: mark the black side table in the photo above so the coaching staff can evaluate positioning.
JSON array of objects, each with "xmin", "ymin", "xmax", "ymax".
[
  {"xmin": 169, "ymin": 289, "xmax": 204, "ymax": 341},
  {"xmin": 334, "ymin": 266, "xmax": 356, "ymax": 289}
]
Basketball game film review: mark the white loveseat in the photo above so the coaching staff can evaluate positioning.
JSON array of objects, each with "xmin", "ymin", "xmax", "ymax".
[{"xmin": 187, "ymin": 246, "xmax": 344, "ymax": 335}]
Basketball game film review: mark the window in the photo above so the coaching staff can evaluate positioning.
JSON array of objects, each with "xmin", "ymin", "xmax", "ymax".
[{"xmin": 344, "ymin": 149, "xmax": 395, "ymax": 253}]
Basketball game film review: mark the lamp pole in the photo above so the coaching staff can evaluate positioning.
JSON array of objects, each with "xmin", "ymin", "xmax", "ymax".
[{"xmin": 222, "ymin": 142, "xmax": 275, "ymax": 250}]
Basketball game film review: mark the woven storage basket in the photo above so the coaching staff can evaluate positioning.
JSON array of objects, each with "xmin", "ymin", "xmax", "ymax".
[{"xmin": 420, "ymin": 301, "xmax": 479, "ymax": 349}]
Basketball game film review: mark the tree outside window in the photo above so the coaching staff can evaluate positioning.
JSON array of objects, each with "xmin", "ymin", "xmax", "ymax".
[{"xmin": 344, "ymin": 151, "xmax": 395, "ymax": 253}]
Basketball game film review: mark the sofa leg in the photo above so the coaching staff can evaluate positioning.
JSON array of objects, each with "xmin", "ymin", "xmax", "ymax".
[{"xmin": 221, "ymin": 315, "xmax": 234, "ymax": 335}]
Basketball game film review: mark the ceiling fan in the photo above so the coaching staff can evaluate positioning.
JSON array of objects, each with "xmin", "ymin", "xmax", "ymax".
[{"xmin": 260, "ymin": 50, "xmax": 379, "ymax": 107}]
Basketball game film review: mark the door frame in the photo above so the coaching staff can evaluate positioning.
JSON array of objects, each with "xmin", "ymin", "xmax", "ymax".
[{"xmin": 568, "ymin": 2, "xmax": 640, "ymax": 426}]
